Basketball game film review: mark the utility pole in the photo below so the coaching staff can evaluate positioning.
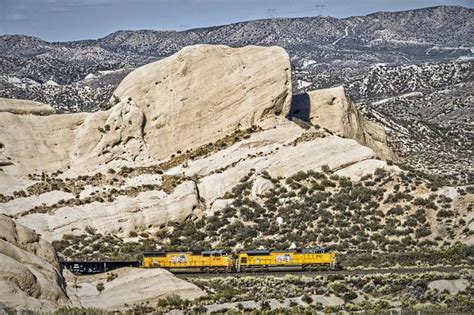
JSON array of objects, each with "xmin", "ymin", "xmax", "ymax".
[
  {"xmin": 267, "ymin": 8, "xmax": 276, "ymax": 18},
  {"xmin": 314, "ymin": 4, "xmax": 326, "ymax": 15}
]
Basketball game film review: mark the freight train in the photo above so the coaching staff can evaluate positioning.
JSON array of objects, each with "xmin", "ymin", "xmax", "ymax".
[
  {"xmin": 61, "ymin": 248, "xmax": 339, "ymax": 275},
  {"xmin": 143, "ymin": 248, "xmax": 338, "ymax": 272}
]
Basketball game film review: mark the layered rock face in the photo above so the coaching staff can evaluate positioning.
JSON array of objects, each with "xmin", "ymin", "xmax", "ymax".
[
  {"xmin": 0, "ymin": 215, "xmax": 70, "ymax": 311},
  {"xmin": 66, "ymin": 267, "xmax": 205, "ymax": 310},
  {"xmin": 290, "ymin": 86, "xmax": 395, "ymax": 161},
  {"xmin": 0, "ymin": 45, "xmax": 291, "ymax": 179},
  {"xmin": 113, "ymin": 44, "xmax": 292, "ymax": 159},
  {"xmin": 0, "ymin": 214, "xmax": 205, "ymax": 311},
  {"xmin": 0, "ymin": 100, "xmax": 151, "ymax": 179},
  {"xmin": 0, "ymin": 97, "xmax": 56, "ymax": 116},
  {"xmin": 16, "ymin": 181, "xmax": 201, "ymax": 241}
]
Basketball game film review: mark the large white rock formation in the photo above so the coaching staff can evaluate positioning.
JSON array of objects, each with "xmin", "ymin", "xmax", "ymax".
[
  {"xmin": 0, "ymin": 215, "xmax": 70, "ymax": 311},
  {"xmin": 0, "ymin": 44, "xmax": 395, "ymax": 242},
  {"xmin": 66, "ymin": 267, "xmax": 205, "ymax": 310},
  {"xmin": 113, "ymin": 44, "xmax": 292, "ymax": 160}
]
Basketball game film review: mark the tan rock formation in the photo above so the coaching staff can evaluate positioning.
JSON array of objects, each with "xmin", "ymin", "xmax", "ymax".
[
  {"xmin": 65, "ymin": 267, "xmax": 205, "ymax": 310},
  {"xmin": 0, "ymin": 99, "xmax": 151, "ymax": 179},
  {"xmin": 0, "ymin": 45, "xmax": 291, "ymax": 194},
  {"xmin": 290, "ymin": 86, "xmax": 395, "ymax": 161},
  {"xmin": 0, "ymin": 97, "xmax": 56, "ymax": 116},
  {"xmin": 168, "ymin": 119, "xmax": 389, "ymax": 205},
  {"xmin": 113, "ymin": 44, "xmax": 292, "ymax": 160},
  {"xmin": 17, "ymin": 181, "xmax": 201, "ymax": 241},
  {"xmin": 0, "ymin": 215, "xmax": 70, "ymax": 311},
  {"xmin": 251, "ymin": 177, "xmax": 274, "ymax": 198}
]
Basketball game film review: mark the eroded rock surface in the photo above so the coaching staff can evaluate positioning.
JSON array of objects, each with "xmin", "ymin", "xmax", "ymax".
[
  {"xmin": 0, "ymin": 215, "xmax": 70, "ymax": 311},
  {"xmin": 290, "ymin": 86, "xmax": 395, "ymax": 161},
  {"xmin": 0, "ymin": 97, "xmax": 56, "ymax": 115},
  {"xmin": 17, "ymin": 181, "xmax": 201, "ymax": 241},
  {"xmin": 65, "ymin": 267, "xmax": 205, "ymax": 310},
  {"xmin": 113, "ymin": 44, "xmax": 292, "ymax": 160}
]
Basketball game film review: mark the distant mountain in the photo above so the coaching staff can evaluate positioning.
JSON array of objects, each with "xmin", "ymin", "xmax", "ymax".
[{"xmin": 0, "ymin": 6, "xmax": 472, "ymax": 87}]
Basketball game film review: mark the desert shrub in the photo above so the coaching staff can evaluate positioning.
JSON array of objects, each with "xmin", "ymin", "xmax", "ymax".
[
  {"xmin": 301, "ymin": 294, "xmax": 313, "ymax": 304},
  {"xmin": 437, "ymin": 209, "xmax": 454, "ymax": 218},
  {"xmin": 387, "ymin": 206, "xmax": 404, "ymax": 216},
  {"xmin": 437, "ymin": 243, "xmax": 472, "ymax": 263},
  {"xmin": 343, "ymin": 291, "xmax": 358, "ymax": 302},
  {"xmin": 415, "ymin": 225, "xmax": 432, "ymax": 238},
  {"xmin": 321, "ymin": 165, "xmax": 331, "ymax": 173},
  {"xmin": 96, "ymin": 283, "xmax": 104, "ymax": 294},
  {"xmin": 260, "ymin": 300, "xmax": 271, "ymax": 310},
  {"xmin": 157, "ymin": 294, "xmax": 189, "ymax": 309}
]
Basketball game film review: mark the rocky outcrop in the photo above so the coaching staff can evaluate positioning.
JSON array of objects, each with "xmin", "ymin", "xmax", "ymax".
[
  {"xmin": 17, "ymin": 181, "xmax": 201, "ymax": 241},
  {"xmin": 168, "ymin": 119, "xmax": 391, "ymax": 205},
  {"xmin": 0, "ymin": 214, "xmax": 205, "ymax": 311},
  {"xmin": 0, "ymin": 43, "xmax": 413, "ymax": 313},
  {"xmin": 113, "ymin": 44, "xmax": 292, "ymax": 160},
  {"xmin": 290, "ymin": 86, "xmax": 395, "ymax": 161},
  {"xmin": 0, "ymin": 215, "xmax": 70, "ymax": 311},
  {"xmin": 65, "ymin": 267, "xmax": 205, "ymax": 310},
  {"xmin": 0, "ymin": 44, "xmax": 398, "ymax": 240},
  {"xmin": 0, "ymin": 97, "xmax": 56, "ymax": 115},
  {"xmin": 0, "ymin": 44, "xmax": 291, "ymax": 186},
  {"xmin": 0, "ymin": 99, "xmax": 151, "ymax": 179}
]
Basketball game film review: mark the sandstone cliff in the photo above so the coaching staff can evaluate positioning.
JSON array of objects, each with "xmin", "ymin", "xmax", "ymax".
[
  {"xmin": 65, "ymin": 267, "xmax": 205, "ymax": 310},
  {"xmin": 0, "ymin": 214, "xmax": 205, "ymax": 311},
  {"xmin": 112, "ymin": 44, "xmax": 292, "ymax": 160}
]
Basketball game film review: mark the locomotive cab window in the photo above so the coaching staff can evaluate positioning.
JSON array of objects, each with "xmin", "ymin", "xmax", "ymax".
[{"xmin": 240, "ymin": 257, "xmax": 247, "ymax": 264}]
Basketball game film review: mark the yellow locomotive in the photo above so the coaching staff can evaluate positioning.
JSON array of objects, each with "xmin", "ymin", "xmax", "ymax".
[
  {"xmin": 236, "ymin": 248, "xmax": 337, "ymax": 271},
  {"xmin": 143, "ymin": 248, "xmax": 338, "ymax": 272},
  {"xmin": 143, "ymin": 250, "xmax": 233, "ymax": 272}
]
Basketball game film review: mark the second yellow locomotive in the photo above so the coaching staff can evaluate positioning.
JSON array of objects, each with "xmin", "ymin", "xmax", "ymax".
[{"xmin": 236, "ymin": 248, "xmax": 337, "ymax": 271}]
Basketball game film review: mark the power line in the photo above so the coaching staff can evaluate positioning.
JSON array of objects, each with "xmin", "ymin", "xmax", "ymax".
[{"xmin": 266, "ymin": 3, "xmax": 326, "ymax": 17}]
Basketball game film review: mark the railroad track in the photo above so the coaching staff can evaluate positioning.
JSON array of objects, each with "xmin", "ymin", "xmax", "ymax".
[{"xmin": 175, "ymin": 266, "xmax": 473, "ymax": 279}]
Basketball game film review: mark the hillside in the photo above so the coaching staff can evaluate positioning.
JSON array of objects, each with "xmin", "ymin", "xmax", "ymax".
[{"xmin": 0, "ymin": 5, "xmax": 472, "ymax": 313}]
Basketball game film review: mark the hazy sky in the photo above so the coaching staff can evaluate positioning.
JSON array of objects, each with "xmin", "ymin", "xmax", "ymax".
[{"xmin": 1, "ymin": 0, "xmax": 473, "ymax": 42}]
